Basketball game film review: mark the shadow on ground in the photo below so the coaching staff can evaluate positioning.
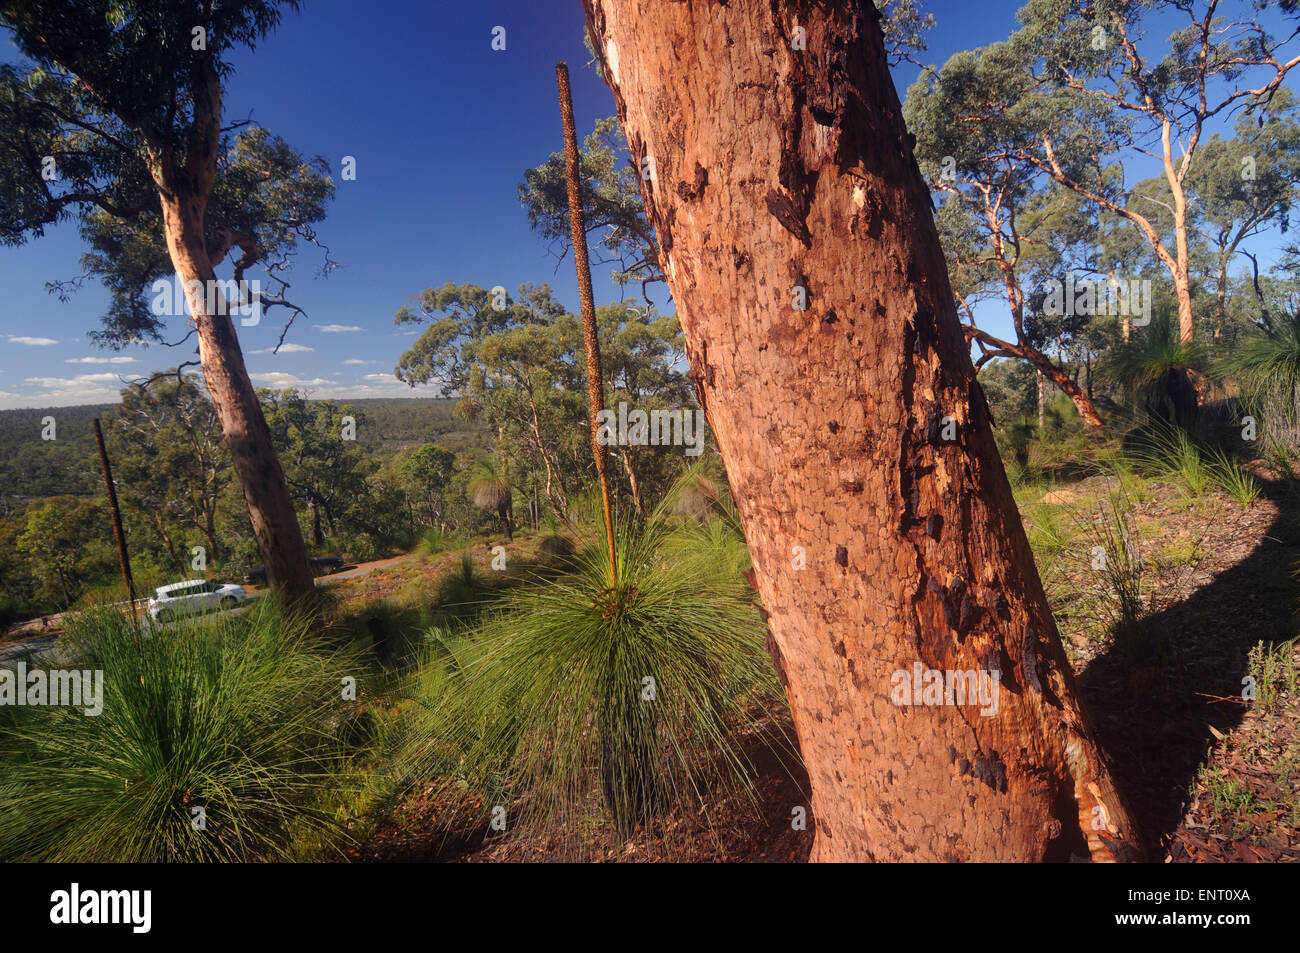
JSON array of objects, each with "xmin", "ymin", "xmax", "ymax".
[{"xmin": 1076, "ymin": 477, "xmax": 1300, "ymax": 856}]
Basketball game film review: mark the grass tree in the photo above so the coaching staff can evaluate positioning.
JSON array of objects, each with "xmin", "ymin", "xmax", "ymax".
[
  {"xmin": 1108, "ymin": 310, "xmax": 1207, "ymax": 428},
  {"xmin": 1219, "ymin": 310, "xmax": 1300, "ymax": 449},
  {"xmin": 0, "ymin": 601, "xmax": 350, "ymax": 861},
  {"xmin": 468, "ymin": 458, "xmax": 513, "ymax": 542},
  {"xmin": 398, "ymin": 503, "xmax": 787, "ymax": 848}
]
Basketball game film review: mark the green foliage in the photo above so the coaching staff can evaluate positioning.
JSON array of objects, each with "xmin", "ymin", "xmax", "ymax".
[
  {"xmin": 1189, "ymin": 89, "xmax": 1300, "ymax": 339},
  {"xmin": 0, "ymin": 388, "xmax": 516, "ymax": 629},
  {"xmin": 1097, "ymin": 448, "xmax": 1150, "ymax": 504},
  {"xmin": 467, "ymin": 458, "xmax": 512, "ymax": 518},
  {"xmin": 1246, "ymin": 637, "xmax": 1298, "ymax": 714},
  {"xmin": 395, "ymin": 444, "xmax": 455, "ymax": 527},
  {"xmin": 1087, "ymin": 491, "xmax": 1146, "ymax": 642},
  {"xmin": 260, "ymin": 390, "xmax": 374, "ymax": 550},
  {"xmin": 107, "ymin": 373, "xmax": 230, "ymax": 567},
  {"xmin": 0, "ymin": 405, "xmax": 107, "ymax": 499},
  {"xmin": 395, "ymin": 508, "xmax": 787, "ymax": 847},
  {"xmin": 1125, "ymin": 420, "xmax": 1257, "ymax": 507},
  {"xmin": 1205, "ymin": 446, "xmax": 1261, "ymax": 510},
  {"xmin": 393, "ymin": 282, "xmax": 697, "ymax": 527},
  {"xmin": 435, "ymin": 552, "xmax": 483, "ymax": 613},
  {"xmin": 0, "ymin": 600, "xmax": 352, "ymax": 861},
  {"xmin": 1022, "ymin": 481, "xmax": 1151, "ymax": 652},
  {"xmin": 1203, "ymin": 769, "xmax": 1256, "ymax": 819},
  {"xmin": 1128, "ymin": 422, "xmax": 1212, "ymax": 499},
  {"xmin": 13, "ymin": 496, "xmax": 116, "ymax": 608},
  {"xmin": 1219, "ymin": 310, "xmax": 1300, "ymax": 451},
  {"xmin": 413, "ymin": 526, "xmax": 466, "ymax": 559},
  {"xmin": 1021, "ymin": 497, "xmax": 1078, "ymax": 571},
  {"xmin": 1219, "ymin": 310, "xmax": 1300, "ymax": 403},
  {"xmin": 980, "ymin": 360, "xmax": 1039, "ymax": 431},
  {"xmin": 0, "ymin": 1, "xmax": 332, "ymax": 344},
  {"xmin": 518, "ymin": 117, "xmax": 660, "ymax": 293},
  {"xmin": 875, "ymin": 0, "xmax": 936, "ymax": 66}
]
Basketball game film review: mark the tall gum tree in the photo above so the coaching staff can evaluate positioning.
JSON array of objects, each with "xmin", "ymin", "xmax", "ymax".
[
  {"xmin": 904, "ymin": 43, "xmax": 1106, "ymax": 427},
  {"xmin": 1012, "ymin": 0, "xmax": 1300, "ymax": 346},
  {"xmin": 0, "ymin": 1, "xmax": 320, "ymax": 607},
  {"xmin": 581, "ymin": 0, "xmax": 1140, "ymax": 861}
]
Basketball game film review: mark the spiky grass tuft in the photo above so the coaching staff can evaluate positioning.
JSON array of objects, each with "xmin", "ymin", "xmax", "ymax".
[
  {"xmin": 0, "ymin": 600, "xmax": 354, "ymax": 861},
  {"xmin": 395, "ymin": 508, "xmax": 788, "ymax": 850}
]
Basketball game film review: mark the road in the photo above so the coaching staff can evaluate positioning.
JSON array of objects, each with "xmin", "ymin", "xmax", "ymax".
[{"xmin": 0, "ymin": 633, "xmax": 59, "ymax": 670}]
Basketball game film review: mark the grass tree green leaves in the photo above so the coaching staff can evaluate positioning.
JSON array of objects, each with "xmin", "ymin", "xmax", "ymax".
[
  {"xmin": 0, "ymin": 599, "xmax": 353, "ymax": 862},
  {"xmin": 394, "ymin": 502, "xmax": 788, "ymax": 850}
]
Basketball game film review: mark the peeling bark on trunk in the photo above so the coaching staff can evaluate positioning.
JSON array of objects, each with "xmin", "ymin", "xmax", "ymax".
[{"xmin": 584, "ymin": 0, "xmax": 1140, "ymax": 861}]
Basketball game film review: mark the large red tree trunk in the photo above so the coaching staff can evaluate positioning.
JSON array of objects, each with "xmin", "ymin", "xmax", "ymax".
[
  {"xmin": 584, "ymin": 0, "xmax": 1140, "ymax": 861},
  {"xmin": 159, "ymin": 196, "xmax": 317, "ymax": 611}
]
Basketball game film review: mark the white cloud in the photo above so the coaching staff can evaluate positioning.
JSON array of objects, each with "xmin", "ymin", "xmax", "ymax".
[
  {"xmin": 248, "ymin": 343, "xmax": 315, "ymax": 354},
  {"xmin": 342, "ymin": 359, "xmax": 375, "ymax": 365},
  {"xmin": 320, "ymin": 381, "xmax": 430, "ymax": 399},
  {"xmin": 244, "ymin": 369, "xmax": 439, "ymax": 402},
  {"xmin": 5, "ymin": 372, "xmax": 126, "ymax": 408},
  {"xmin": 25, "ymin": 373, "xmax": 122, "ymax": 386},
  {"xmin": 315, "ymin": 324, "xmax": 363, "ymax": 333},
  {"xmin": 65, "ymin": 356, "xmax": 137, "ymax": 365},
  {"xmin": 249, "ymin": 371, "xmax": 340, "ymax": 389},
  {"xmin": 8, "ymin": 336, "xmax": 58, "ymax": 346}
]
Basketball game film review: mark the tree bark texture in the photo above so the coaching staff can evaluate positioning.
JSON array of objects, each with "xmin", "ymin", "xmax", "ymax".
[{"xmin": 583, "ymin": 0, "xmax": 1140, "ymax": 861}]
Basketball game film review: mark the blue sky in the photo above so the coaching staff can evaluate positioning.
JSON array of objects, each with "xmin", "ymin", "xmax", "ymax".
[{"xmin": 0, "ymin": 0, "xmax": 1294, "ymax": 408}]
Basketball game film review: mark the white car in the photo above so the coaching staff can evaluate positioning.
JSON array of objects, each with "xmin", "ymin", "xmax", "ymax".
[{"xmin": 148, "ymin": 579, "xmax": 248, "ymax": 623}]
